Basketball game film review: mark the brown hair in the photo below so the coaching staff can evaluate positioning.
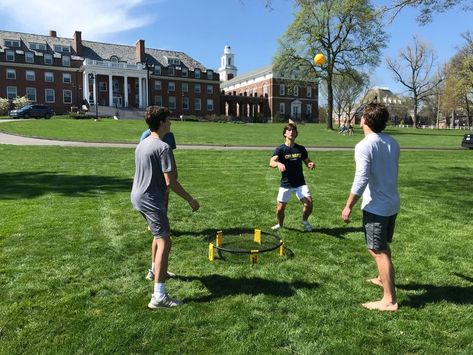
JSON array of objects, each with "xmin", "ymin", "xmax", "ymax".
[
  {"xmin": 362, "ymin": 103, "xmax": 389, "ymax": 133},
  {"xmin": 282, "ymin": 123, "xmax": 298, "ymax": 137},
  {"xmin": 144, "ymin": 106, "xmax": 171, "ymax": 131}
]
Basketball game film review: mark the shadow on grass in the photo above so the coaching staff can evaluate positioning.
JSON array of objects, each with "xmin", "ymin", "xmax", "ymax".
[
  {"xmin": 0, "ymin": 171, "xmax": 132, "ymax": 199},
  {"xmin": 177, "ymin": 274, "xmax": 319, "ymax": 303},
  {"xmin": 399, "ymin": 273, "xmax": 473, "ymax": 308},
  {"xmin": 315, "ymin": 226, "xmax": 363, "ymax": 239}
]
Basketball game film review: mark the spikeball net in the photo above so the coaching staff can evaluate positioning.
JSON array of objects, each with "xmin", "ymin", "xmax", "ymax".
[{"xmin": 208, "ymin": 228, "xmax": 284, "ymax": 264}]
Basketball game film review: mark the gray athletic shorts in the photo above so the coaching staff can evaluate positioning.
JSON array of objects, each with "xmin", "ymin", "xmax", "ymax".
[
  {"xmin": 140, "ymin": 210, "xmax": 170, "ymax": 239},
  {"xmin": 362, "ymin": 210, "xmax": 397, "ymax": 251}
]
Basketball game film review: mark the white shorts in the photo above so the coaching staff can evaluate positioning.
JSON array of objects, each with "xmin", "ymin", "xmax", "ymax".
[{"xmin": 277, "ymin": 185, "xmax": 311, "ymax": 203}]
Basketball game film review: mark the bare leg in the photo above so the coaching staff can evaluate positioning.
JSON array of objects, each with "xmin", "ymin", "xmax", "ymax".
[
  {"xmin": 276, "ymin": 202, "xmax": 286, "ymax": 226},
  {"xmin": 154, "ymin": 236, "xmax": 172, "ymax": 284},
  {"xmin": 362, "ymin": 248, "xmax": 398, "ymax": 311},
  {"xmin": 151, "ymin": 238, "xmax": 157, "ymax": 269},
  {"xmin": 301, "ymin": 197, "xmax": 313, "ymax": 221},
  {"xmin": 367, "ymin": 246, "xmax": 391, "ymax": 287}
]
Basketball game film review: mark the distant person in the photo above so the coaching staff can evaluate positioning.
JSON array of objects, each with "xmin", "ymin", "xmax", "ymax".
[
  {"xmin": 270, "ymin": 123, "xmax": 316, "ymax": 232},
  {"xmin": 140, "ymin": 127, "xmax": 178, "ymax": 282},
  {"xmin": 341, "ymin": 103, "xmax": 400, "ymax": 312},
  {"xmin": 131, "ymin": 106, "xmax": 199, "ymax": 309},
  {"xmin": 348, "ymin": 122, "xmax": 354, "ymax": 136}
]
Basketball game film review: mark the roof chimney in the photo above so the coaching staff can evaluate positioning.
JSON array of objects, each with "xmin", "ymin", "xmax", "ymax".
[
  {"xmin": 49, "ymin": 30, "xmax": 57, "ymax": 38},
  {"xmin": 135, "ymin": 39, "xmax": 145, "ymax": 63},
  {"xmin": 73, "ymin": 31, "xmax": 82, "ymax": 55}
]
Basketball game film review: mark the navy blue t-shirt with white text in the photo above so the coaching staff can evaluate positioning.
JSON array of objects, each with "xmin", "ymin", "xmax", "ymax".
[{"xmin": 272, "ymin": 143, "xmax": 308, "ymax": 188}]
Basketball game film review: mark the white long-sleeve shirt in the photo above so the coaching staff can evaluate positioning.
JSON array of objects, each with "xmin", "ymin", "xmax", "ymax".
[{"xmin": 351, "ymin": 132, "xmax": 400, "ymax": 216}]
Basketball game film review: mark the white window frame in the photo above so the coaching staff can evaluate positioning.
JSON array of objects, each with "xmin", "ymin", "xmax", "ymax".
[
  {"xmin": 194, "ymin": 84, "xmax": 201, "ymax": 94},
  {"xmin": 294, "ymin": 86, "xmax": 299, "ymax": 97},
  {"xmin": 194, "ymin": 69, "xmax": 201, "ymax": 79},
  {"xmin": 307, "ymin": 86, "xmax": 312, "ymax": 98},
  {"xmin": 182, "ymin": 97, "xmax": 189, "ymax": 110},
  {"xmin": 26, "ymin": 87, "xmax": 37, "ymax": 102},
  {"xmin": 207, "ymin": 85, "xmax": 213, "ymax": 94},
  {"xmin": 6, "ymin": 68, "xmax": 16, "ymax": 80},
  {"xmin": 279, "ymin": 84, "xmax": 285, "ymax": 96},
  {"xmin": 154, "ymin": 95, "xmax": 162, "ymax": 106},
  {"xmin": 44, "ymin": 54, "xmax": 53, "ymax": 65},
  {"xmin": 45, "ymin": 88, "xmax": 55, "ymax": 103},
  {"xmin": 194, "ymin": 98, "xmax": 201, "ymax": 111},
  {"xmin": 7, "ymin": 86, "xmax": 17, "ymax": 99},
  {"xmin": 279, "ymin": 102, "xmax": 285, "ymax": 114},
  {"xmin": 207, "ymin": 98, "xmax": 214, "ymax": 111},
  {"xmin": 154, "ymin": 66, "xmax": 161, "ymax": 75},
  {"xmin": 154, "ymin": 81, "xmax": 162, "ymax": 90},
  {"xmin": 168, "ymin": 96, "xmax": 176, "ymax": 109},
  {"xmin": 26, "ymin": 70, "xmax": 36, "ymax": 81},
  {"xmin": 62, "ymin": 55, "xmax": 71, "ymax": 66},
  {"xmin": 45, "ymin": 72, "xmax": 54, "ymax": 82},
  {"xmin": 182, "ymin": 82, "xmax": 188, "ymax": 93},
  {"xmin": 168, "ymin": 67, "xmax": 175, "ymax": 76},
  {"xmin": 207, "ymin": 70, "xmax": 213, "ymax": 80},
  {"xmin": 25, "ymin": 52, "xmax": 34, "ymax": 63},
  {"xmin": 63, "ymin": 73, "xmax": 72, "ymax": 84},
  {"xmin": 182, "ymin": 68, "xmax": 188, "ymax": 77},
  {"xmin": 4, "ymin": 39, "xmax": 20, "ymax": 47},
  {"xmin": 63, "ymin": 90, "xmax": 72, "ymax": 104},
  {"xmin": 168, "ymin": 82, "xmax": 175, "ymax": 92},
  {"xmin": 6, "ymin": 50, "xmax": 15, "ymax": 61}
]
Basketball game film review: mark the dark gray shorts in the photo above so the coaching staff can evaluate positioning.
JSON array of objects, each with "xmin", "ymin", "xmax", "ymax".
[
  {"xmin": 140, "ymin": 210, "xmax": 170, "ymax": 239},
  {"xmin": 362, "ymin": 210, "xmax": 397, "ymax": 251}
]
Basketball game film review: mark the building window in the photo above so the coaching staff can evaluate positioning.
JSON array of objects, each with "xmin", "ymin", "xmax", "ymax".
[
  {"xmin": 194, "ymin": 98, "xmax": 201, "ymax": 111},
  {"xmin": 45, "ymin": 72, "xmax": 54, "ymax": 82},
  {"xmin": 6, "ymin": 50, "xmax": 15, "ymax": 62},
  {"xmin": 155, "ymin": 95, "xmax": 162, "ymax": 106},
  {"xmin": 169, "ymin": 96, "xmax": 176, "ymax": 109},
  {"xmin": 25, "ymin": 52, "xmax": 34, "ymax": 63},
  {"xmin": 62, "ymin": 56, "xmax": 71, "ymax": 66},
  {"xmin": 194, "ymin": 84, "xmax": 201, "ymax": 94},
  {"xmin": 30, "ymin": 42, "xmax": 47, "ymax": 51},
  {"xmin": 26, "ymin": 70, "xmax": 36, "ymax": 81},
  {"xmin": 6, "ymin": 68, "xmax": 16, "ymax": 80},
  {"xmin": 182, "ymin": 97, "xmax": 189, "ymax": 110},
  {"xmin": 307, "ymin": 86, "xmax": 312, "ymax": 98},
  {"xmin": 182, "ymin": 68, "xmax": 188, "ymax": 77},
  {"xmin": 194, "ymin": 69, "xmax": 201, "ymax": 79},
  {"xmin": 207, "ymin": 99, "xmax": 214, "ymax": 111},
  {"xmin": 167, "ymin": 58, "xmax": 180, "ymax": 65},
  {"xmin": 7, "ymin": 87, "xmax": 17, "ymax": 100},
  {"xmin": 63, "ymin": 73, "xmax": 71, "ymax": 84},
  {"xmin": 54, "ymin": 45, "xmax": 70, "ymax": 53},
  {"xmin": 154, "ymin": 66, "xmax": 161, "ymax": 75},
  {"xmin": 207, "ymin": 85, "xmax": 213, "ymax": 94},
  {"xmin": 26, "ymin": 87, "xmax": 37, "ymax": 102},
  {"xmin": 168, "ymin": 67, "xmax": 175, "ymax": 76},
  {"xmin": 63, "ymin": 90, "xmax": 72, "ymax": 104},
  {"xmin": 99, "ymin": 82, "xmax": 107, "ymax": 92},
  {"xmin": 279, "ymin": 102, "xmax": 285, "ymax": 114},
  {"xmin": 263, "ymin": 85, "xmax": 268, "ymax": 97},
  {"xmin": 307, "ymin": 104, "xmax": 312, "ymax": 115},
  {"xmin": 182, "ymin": 83, "xmax": 188, "ymax": 93},
  {"xmin": 168, "ymin": 82, "xmax": 175, "ymax": 92},
  {"xmin": 279, "ymin": 84, "xmax": 285, "ymax": 96},
  {"xmin": 207, "ymin": 70, "xmax": 213, "ymax": 80},
  {"xmin": 4, "ymin": 39, "xmax": 20, "ymax": 47},
  {"xmin": 294, "ymin": 86, "xmax": 299, "ymax": 96},
  {"xmin": 110, "ymin": 56, "xmax": 119, "ymax": 63},
  {"xmin": 44, "ymin": 54, "xmax": 53, "ymax": 65},
  {"xmin": 113, "ymin": 79, "xmax": 119, "ymax": 93},
  {"xmin": 45, "ymin": 89, "xmax": 55, "ymax": 103},
  {"xmin": 154, "ymin": 81, "xmax": 162, "ymax": 90}
]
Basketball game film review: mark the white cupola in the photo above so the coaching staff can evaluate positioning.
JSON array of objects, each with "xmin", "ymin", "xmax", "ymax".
[{"xmin": 218, "ymin": 45, "xmax": 237, "ymax": 82}]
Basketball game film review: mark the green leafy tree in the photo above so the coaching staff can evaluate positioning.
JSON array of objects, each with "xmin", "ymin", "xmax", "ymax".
[
  {"xmin": 13, "ymin": 96, "xmax": 31, "ymax": 110},
  {"xmin": 273, "ymin": 0, "xmax": 386, "ymax": 130}
]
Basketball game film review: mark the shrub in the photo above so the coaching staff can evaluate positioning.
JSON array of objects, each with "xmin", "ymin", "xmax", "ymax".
[
  {"xmin": 13, "ymin": 96, "xmax": 31, "ymax": 109},
  {"xmin": 0, "ymin": 97, "xmax": 9, "ymax": 115}
]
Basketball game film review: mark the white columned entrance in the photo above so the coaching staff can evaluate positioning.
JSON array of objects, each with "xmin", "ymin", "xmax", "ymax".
[
  {"xmin": 109, "ymin": 75, "xmax": 113, "ymax": 107},
  {"xmin": 92, "ymin": 75, "xmax": 97, "ymax": 105},
  {"xmin": 138, "ymin": 78, "xmax": 143, "ymax": 108},
  {"xmin": 83, "ymin": 73, "xmax": 89, "ymax": 102},
  {"xmin": 124, "ymin": 76, "xmax": 128, "ymax": 108}
]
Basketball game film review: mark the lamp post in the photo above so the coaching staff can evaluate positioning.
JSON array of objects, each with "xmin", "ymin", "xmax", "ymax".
[
  {"xmin": 144, "ymin": 59, "xmax": 155, "ymax": 107},
  {"xmin": 88, "ymin": 72, "xmax": 98, "ymax": 119}
]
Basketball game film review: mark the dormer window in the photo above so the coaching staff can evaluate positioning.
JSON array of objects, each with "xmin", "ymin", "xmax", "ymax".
[
  {"xmin": 54, "ymin": 45, "xmax": 71, "ymax": 53},
  {"xmin": 166, "ymin": 57, "xmax": 181, "ymax": 66},
  {"xmin": 195, "ymin": 69, "xmax": 201, "ymax": 79},
  {"xmin": 30, "ymin": 42, "xmax": 47, "ymax": 51},
  {"xmin": 110, "ymin": 56, "xmax": 119, "ymax": 63},
  {"xmin": 4, "ymin": 39, "xmax": 20, "ymax": 48},
  {"xmin": 207, "ymin": 70, "xmax": 213, "ymax": 80}
]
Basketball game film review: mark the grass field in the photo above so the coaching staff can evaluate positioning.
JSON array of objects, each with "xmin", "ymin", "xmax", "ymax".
[
  {"xmin": 0, "ymin": 117, "xmax": 470, "ymax": 148},
  {"xmin": 0, "ymin": 145, "xmax": 472, "ymax": 354}
]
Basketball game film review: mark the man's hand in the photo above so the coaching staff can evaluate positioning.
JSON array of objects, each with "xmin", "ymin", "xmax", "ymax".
[
  {"xmin": 189, "ymin": 199, "xmax": 200, "ymax": 212},
  {"xmin": 307, "ymin": 161, "xmax": 316, "ymax": 170},
  {"xmin": 277, "ymin": 162, "xmax": 286, "ymax": 172},
  {"xmin": 341, "ymin": 206, "xmax": 351, "ymax": 224}
]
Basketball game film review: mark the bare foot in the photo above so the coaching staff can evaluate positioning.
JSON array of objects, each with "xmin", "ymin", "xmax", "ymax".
[
  {"xmin": 362, "ymin": 300, "xmax": 398, "ymax": 312},
  {"xmin": 367, "ymin": 277, "xmax": 383, "ymax": 287}
]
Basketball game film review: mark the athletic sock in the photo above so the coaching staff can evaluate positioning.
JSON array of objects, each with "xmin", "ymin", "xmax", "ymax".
[
  {"xmin": 154, "ymin": 282, "xmax": 166, "ymax": 300},
  {"xmin": 151, "ymin": 263, "xmax": 155, "ymax": 271}
]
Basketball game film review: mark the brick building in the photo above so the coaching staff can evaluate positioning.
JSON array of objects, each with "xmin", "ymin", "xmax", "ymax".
[
  {"xmin": 0, "ymin": 30, "xmax": 220, "ymax": 116},
  {"xmin": 219, "ymin": 45, "xmax": 319, "ymax": 122}
]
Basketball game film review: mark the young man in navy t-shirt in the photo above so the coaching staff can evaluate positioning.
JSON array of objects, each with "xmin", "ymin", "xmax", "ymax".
[{"xmin": 270, "ymin": 123, "xmax": 316, "ymax": 232}]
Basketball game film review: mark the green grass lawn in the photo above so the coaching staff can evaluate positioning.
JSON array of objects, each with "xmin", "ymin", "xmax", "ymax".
[
  {"xmin": 0, "ymin": 118, "xmax": 470, "ymax": 148},
  {"xmin": 0, "ymin": 146, "xmax": 472, "ymax": 354}
]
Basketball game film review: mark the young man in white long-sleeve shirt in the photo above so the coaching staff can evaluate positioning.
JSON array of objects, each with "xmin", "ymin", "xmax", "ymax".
[{"xmin": 341, "ymin": 103, "xmax": 400, "ymax": 312}]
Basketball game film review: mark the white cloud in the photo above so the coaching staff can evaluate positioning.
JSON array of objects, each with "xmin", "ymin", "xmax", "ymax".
[{"xmin": 0, "ymin": 0, "xmax": 160, "ymax": 40}]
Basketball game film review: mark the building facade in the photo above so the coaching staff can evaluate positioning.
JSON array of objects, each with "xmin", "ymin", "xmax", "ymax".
[{"xmin": 0, "ymin": 30, "xmax": 220, "ymax": 116}]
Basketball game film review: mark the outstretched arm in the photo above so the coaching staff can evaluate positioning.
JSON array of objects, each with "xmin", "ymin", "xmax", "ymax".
[
  {"xmin": 304, "ymin": 158, "xmax": 315, "ymax": 170},
  {"xmin": 164, "ymin": 171, "xmax": 199, "ymax": 211},
  {"xmin": 270, "ymin": 155, "xmax": 286, "ymax": 172}
]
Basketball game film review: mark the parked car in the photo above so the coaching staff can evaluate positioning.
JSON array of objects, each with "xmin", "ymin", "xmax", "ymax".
[
  {"xmin": 9, "ymin": 104, "xmax": 54, "ymax": 119},
  {"xmin": 461, "ymin": 134, "xmax": 473, "ymax": 149}
]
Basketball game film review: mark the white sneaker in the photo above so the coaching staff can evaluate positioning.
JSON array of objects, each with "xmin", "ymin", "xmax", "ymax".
[
  {"xmin": 148, "ymin": 293, "xmax": 183, "ymax": 309},
  {"xmin": 271, "ymin": 224, "xmax": 281, "ymax": 230},
  {"xmin": 146, "ymin": 269, "xmax": 176, "ymax": 281},
  {"xmin": 303, "ymin": 221, "xmax": 313, "ymax": 232}
]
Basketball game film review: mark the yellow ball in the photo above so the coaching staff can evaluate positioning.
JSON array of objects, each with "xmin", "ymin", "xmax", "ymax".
[{"xmin": 314, "ymin": 53, "xmax": 325, "ymax": 66}]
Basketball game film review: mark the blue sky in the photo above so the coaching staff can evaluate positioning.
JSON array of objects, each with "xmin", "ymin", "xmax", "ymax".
[{"xmin": 1, "ymin": 0, "xmax": 471, "ymax": 98}]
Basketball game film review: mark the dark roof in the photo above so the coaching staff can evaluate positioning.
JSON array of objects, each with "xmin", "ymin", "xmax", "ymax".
[{"xmin": 0, "ymin": 30, "xmax": 208, "ymax": 71}]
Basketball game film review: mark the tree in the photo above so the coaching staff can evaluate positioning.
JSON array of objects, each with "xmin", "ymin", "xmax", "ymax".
[
  {"xmin": 273, "ymin": 0, "xmax": 386, "ymax": 130},
  {"xmin": 386, "ymin": 35, "xmax": 443, "ymax": 127}
]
